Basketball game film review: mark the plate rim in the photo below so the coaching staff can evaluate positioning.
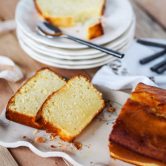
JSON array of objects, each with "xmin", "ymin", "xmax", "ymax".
[
  {"xmin": 17, "ymin": 18, "xmax": 135, "ymax": 57},
  {"xmin": 19, "ymin": 38, "xmax": 131, "ymax": 69},
  {"xmin": 0, "ymin": 90, "xmax": 129, "ymax": 166},
  {"xmin": 18, "ymin": 32, "xmax": 129, "ymax": 61}
]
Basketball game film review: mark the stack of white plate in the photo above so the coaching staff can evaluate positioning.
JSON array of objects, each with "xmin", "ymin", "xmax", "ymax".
[{"xmin": 15, "ymin": 0, "xmax": 135, "ymax": 69}]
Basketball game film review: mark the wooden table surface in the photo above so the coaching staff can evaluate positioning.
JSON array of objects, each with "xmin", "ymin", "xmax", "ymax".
[{"xmin": 0, "ymin": 0, "xmax": 166, "ymax": 166}]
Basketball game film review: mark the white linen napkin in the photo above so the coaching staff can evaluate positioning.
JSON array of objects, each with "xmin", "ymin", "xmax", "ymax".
[
  {"xmin": 0, "ymin": 56, "xmax": 23, "ymax": 82},
  {"xmin": 92, "ymin": 65, "xmax": 157, "ymax": 91},
  {"xmin": 0, "ymin": 20, "xmax": 16, "ymax": 34},
  {"xmin": 92, "ymin": 39, "xmax": 166, "ymax": 91}
]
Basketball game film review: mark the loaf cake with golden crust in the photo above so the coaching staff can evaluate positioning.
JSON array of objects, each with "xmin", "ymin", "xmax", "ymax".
[
  {"xmin": 36, "ymin": 76, "xmax": 105, "ymax": 141},
  {"xmin": 34, "ymin": 0, "xmax": 105, "ymax": 39},
  {"xmin": 6, "ymin": 68, "xmax": 66, "ymax": 129},
  {"xmin": 109, "ymin": 83, "xmax": 166, "ymax": 164}
]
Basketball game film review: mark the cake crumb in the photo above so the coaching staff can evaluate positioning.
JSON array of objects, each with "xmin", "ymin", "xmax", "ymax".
[
  {"xmin": 73, "ymin": 142, "xmax": 82, "ymax": 150},
  {"xmin": 50, "ymin": 145, "xmax": 56, "ymax": 148},
  {"xmin": 34, "ymin": 136, "xmax": 46, "ymax": 143},
  {"xmin": 50, "ymin": 133, "xmax": 57, "ymax": 141},
  {"xmin": 33, "ymin": 129, "xmax": 39, "ymax": 135},
  {"xmin": 107, "ymin": 105, "xmax": 115, "ymax": 113},
  {"xmin": 22, "ymin": 136, "xmax": 27, "ymax": 139},
  {"xmin": 105, "ymin": 100, "xmax": 116, "ymax": 113}
]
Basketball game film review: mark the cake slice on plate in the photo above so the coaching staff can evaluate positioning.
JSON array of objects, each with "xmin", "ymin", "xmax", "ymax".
[
  {"xmin": 36, "ymin": 76, "xmax": 105, "ymax": 141},
  {"xmin": 109, "ymin": 83, "xmax": 166, "ymax": 165},
  {"xmin": 34, "ymin": 0, "xmax": 105, "ymax": 39},
  {"xmin": 6, "ymin": 68, "xmax": 66, "ymax": 129}
]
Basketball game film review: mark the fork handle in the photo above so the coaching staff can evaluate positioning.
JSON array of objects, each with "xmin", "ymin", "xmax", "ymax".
[{"xmin": 63, "ymin": 35, "xmax": 124, "ymax": 59}]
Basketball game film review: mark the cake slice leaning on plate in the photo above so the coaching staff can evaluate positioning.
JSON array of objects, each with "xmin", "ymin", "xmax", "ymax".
[
  {"xmin": 34, "ymin": 0, "xmax": 105, "ymax": 39},
  {"xmin": 109, "ymin": 83, "xmax": 166, "ymax": 165},
  {"xmin": 6, "ymin": 68, "xmax": 66, "ymax": 129},
  {"xmin": 36, "ymin": 76, "xmax": 105, "ymax": 141}
]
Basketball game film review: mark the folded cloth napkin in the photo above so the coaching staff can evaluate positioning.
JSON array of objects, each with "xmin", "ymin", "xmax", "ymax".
[
  {"xmin": 92, "ymin": 39, "xmax": 166, "ymax": 91},
  {"xmin": 0, "ymin": 20, "xmax": 16, "ymax": 34},
  {"xmin": 92, "ymin": 65, "xmax": 157, "ymax": 91},
  {"xmin": 0, "ymin": 56, "xmax": 23, "ymax": 82}
]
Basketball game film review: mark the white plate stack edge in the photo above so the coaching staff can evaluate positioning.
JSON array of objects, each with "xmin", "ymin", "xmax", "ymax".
[{"xmin": 15, "ymin": 0, "xmax": 135, "ymax": 69}]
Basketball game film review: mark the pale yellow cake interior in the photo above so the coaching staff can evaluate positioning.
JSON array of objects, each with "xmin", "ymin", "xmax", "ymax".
[
  {"xmin": 9, "ymin": 69, "xmax": 66, "ymax": 117},
  {"xmin": 36, "ymin": 0, "xmax": 104, "ymax": 25},
  {"xmin": 42, "ymin": 76, "xmax": 104, "ymax": 139}
]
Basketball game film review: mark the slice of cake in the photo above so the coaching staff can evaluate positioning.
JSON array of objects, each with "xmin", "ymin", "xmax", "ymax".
[
  {"xmin": 36, "ymin": 76, "xmax": 105, "ymax": 141},
  {"xmin": 34, "ymin": 0, "xmax": 105, "ymax": 39},
  {"xmin": 109, "ymin": 83, "xmax": 166, "ymax": 164},
  {"xmin": 6, "ymin": 68, "xmax": 66, "ymax": 129}
]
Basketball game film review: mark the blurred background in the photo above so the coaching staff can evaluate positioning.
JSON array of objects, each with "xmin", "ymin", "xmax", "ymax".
[{"xmin": 0, "ymin": 0, "xmax": 166, "ymax": 37}]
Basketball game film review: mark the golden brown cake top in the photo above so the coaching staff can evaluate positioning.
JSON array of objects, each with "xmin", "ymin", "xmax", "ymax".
[
  {"xmin": 110, "ymin": 83, "xmax": 166, "ymax": 163},
  {"xmin": 131, "ymin": 83, "xmax": 166, "ymax": 118}
]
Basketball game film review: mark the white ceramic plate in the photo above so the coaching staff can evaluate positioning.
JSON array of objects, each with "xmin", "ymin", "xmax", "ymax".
[
  {"xmin": 19, "ymin": 40, "xmax": 116, "ymax": 69},
  {"xmin": 15, "ymin": 0, "xmax": 134, "ymax": 49},
  {"xmin": 0, "ymin": 90, "xmax": 132, "ymax": 166},
  {"xmin": 17, "ymin": 18, "xmax": 135, "ymax": 58},
  {"xmin": 18, "ymin": 37, "xmax": 129, "ymax": 69},
  {"xmin": 17, "ymin": 29, "xmax": 130, "ymax": 61},
  {"xmin": 19, "ymin": 39, "xmax": 115, "ymax": 65}
]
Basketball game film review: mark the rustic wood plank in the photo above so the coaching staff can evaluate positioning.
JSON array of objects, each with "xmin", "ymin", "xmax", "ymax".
[
  {"xmin": 0, "ymin": 146, "xmax": 18, "ymax": 166},
  {"xmin": 135, "ymin": 0, "xmax": 166, "ymax": 29},
  {"xmin": 130, "ymin": 0, "xmax": 166, "ymax": 38},
  {"xmin": 10, "ymin": 147, "xmax": 65, "ymax": 166},
  {"xmin": 0, "ymin": 0, "xmax": 18, "ymax": 20}
]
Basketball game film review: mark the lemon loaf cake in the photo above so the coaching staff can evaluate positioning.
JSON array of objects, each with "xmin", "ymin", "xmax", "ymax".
[
  {"xmin": 109, "ymin": 83, "xmax": 166, "ymax": 164},
  {"xmin": 36, "ymin": 76, "xmax": 105, "ymax": 141},
  {"xmin": 34, "ymin": 0, "xmax": 105, "ymax": 39},
  {"xmin": 6, "ymin": 68, "xmax": 66, "ymax": 129}
]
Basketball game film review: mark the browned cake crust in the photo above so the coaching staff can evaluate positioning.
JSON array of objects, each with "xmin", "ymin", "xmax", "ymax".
[
  {"xmin": 109, "ymin": 83, "xmax": 166, "ymax": 163},
  {"xmin": 88, "ymin": 23, "xmax": 104, "ymax": 40},
  {"xmin": 6, "ymin": 109, "xmax": 42, "ymax": 129},
  {"xmin": 36, "ymin": 76, "xmax": 105, "ymax": 142},
  {"xmin": 6, "ymin": 67, "xmax": 63, "ymax": 129},
  {"xmin": 109, "ymin": 142, "xmax": 166, "ymax": 166}
]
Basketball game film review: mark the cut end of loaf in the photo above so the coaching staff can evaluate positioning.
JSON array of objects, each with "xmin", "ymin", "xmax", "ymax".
[
  {"xmin": 37, "ymin": 76, "xmax": 105, "ymax": 141},
  {"xmin": 6, "ymin": 68, "xmax": 66, "ymax": 129},
  {"xmin": 87, "ymin": 22, "xmax": 104, "ymax": 40}
]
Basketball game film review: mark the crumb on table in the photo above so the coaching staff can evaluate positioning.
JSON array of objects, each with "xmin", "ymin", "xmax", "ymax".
[
  {"xmin": 107, "ymin": 105, "xmax": 116, "ymax": 113},
  {"xmin": 73, "ymin": 142, "xmax": 82, "ymax": 150},
  {"xmin": 34, "ymin": 136, "xmax": 46, "ymax": 143},
  {"xmin": 50, "ymin": 145, "xmax": 56, "ymax": 148},
  {"xmin": 105, "ymin": 100, "xmax": 116, "ymax": 113},
  {"xmin": 33, "ymin": 129, "xmax": 39, "ymax": 135},
  {"xmin": 50, "ymin": 133, "xmax": 57, "ymax": 141}
]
